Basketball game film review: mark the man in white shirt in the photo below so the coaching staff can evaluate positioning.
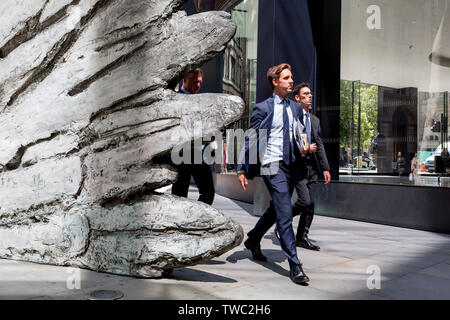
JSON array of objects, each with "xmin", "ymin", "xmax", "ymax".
[{"xmin": 237, "ymin": 63, "xmax": 309, "ymax": 284}]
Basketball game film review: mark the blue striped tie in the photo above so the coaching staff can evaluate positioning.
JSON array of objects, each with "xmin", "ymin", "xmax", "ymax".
[
  {"xmin": 282, "ymin": 99, "xmax": 290, "ymax": 164},
  {"xmin": 305, "ymin": 112, "xmax": 311, "ymax": 146}
]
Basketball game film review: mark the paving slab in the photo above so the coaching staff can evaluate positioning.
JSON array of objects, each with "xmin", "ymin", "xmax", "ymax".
[
  {"xmin": 196, "ymin": 279, "xmax": 338, "ymax": 300},
  {"xmin": 305, "ymin": 256, "xmax": 419, "ymax": 296},
  {"xmin": 377, "ymin": 272, "xmax": 450, "ymax": 300},
  {"xmin": 315, "ymin": 218, "xmax": 450, "ymax": 251},
  {"xmin": 367, "ymin": 247, "xmax": 450, "ymax": 269},
  {"xmin": 293, "ymin": 250, "xmax": 352, "ymax": 269},
  {"xmin": 417, "ymin": 262, "xmax": 450, "ymax": 280},
  {"xmin": 336, "ymin": 288, "xmax": 392, "ymax": 300}
]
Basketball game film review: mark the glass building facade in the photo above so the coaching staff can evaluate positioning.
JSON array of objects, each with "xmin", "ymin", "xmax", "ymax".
[
  {"xmin": 222, "ymin": 0, "xmax": 258, "ymax": 174},
  {"xmin": 339, "ymin": 0, "xmax": 450, "ymax": 188},
  {"xmin": 190, "ymin": 0, "xmax": 259, "ymax": 173},
  {"xmin": 189, "ymin": 0, "xmax": 450, "ymax": 189}
]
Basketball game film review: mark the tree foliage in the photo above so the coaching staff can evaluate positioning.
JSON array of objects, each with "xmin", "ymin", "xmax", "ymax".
[{"xmin": 340, "ymin": 80, "xmax": 378, "ymax": 155}]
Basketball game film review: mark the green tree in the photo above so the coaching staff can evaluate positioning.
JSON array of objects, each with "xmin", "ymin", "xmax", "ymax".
[
  {"xmin": 340, "ymin": 81, "xmax": 378, "ymax": 157},
  {"xmin": 340, "ymin": 80, "xmax": 353, "ymax": 149},
  {"xmin": 360, "ymin": 84, "xmax": 378, "ymax": 152}
]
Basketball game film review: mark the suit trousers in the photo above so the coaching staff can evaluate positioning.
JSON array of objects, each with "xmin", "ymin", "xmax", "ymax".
[
  {"xmin": 247, "ymin": 161, "xmax": 301, "ymax": 267},
  {"xmin": 171, "ymin": 162, "xmax": 215, "ymax": 205},
  {"xmin": 293, "ymin": 159, "xmax": 318, "ymax": 239}
]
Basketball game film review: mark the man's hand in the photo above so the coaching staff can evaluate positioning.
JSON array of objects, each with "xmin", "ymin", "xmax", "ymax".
[
  {"xmin": 309, "ymin": 143, "xmax": 317, "ymax": 153},
  {"xmin": 323, "ymin": 171, "xmax": 331, "ymax": 184},
  {"xmin": 238, "ymin": 172, "xmax": 248, "ymax": 191}
]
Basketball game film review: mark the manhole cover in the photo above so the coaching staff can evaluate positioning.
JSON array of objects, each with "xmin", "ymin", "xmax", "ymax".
[{"xmin": 86, "ymin": 290, "xmax": 124, "ymax": 300}]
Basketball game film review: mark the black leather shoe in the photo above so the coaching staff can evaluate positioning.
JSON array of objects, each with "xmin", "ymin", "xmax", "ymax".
[
  {"xmin": 244, "ymin": 239, "xmax": 267, "ymax": 262},
  {"xmin": 296, "ymin": 236, "xmax": 320, "ymax": 251},
  {"xmin": 274, "ymin": 227, "xmax": 280, "ymax": 242},
  {"xmin": 290, "ymin": 264, "xmax": 309, "ymax": 284}
]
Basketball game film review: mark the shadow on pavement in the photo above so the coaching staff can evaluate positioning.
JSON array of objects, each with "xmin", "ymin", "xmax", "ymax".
[
  {"xmin": 226, "ymin": 249, "xmax": 291, "ymax": 279},
  {"xmin": 169, "ymin": 268, "xmax": 237, "ymax": 283},
  {"xmin": 199, "ymin": 260, "xmax": 226, "ymax": 265},
  {"xmin": 228, "ymin": 199, "xmax": 254, "ymax": 215}
]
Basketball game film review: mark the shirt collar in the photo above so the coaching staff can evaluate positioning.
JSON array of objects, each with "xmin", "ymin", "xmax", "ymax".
[
  {"xmin": 273, "ymin": 94, "xmax": 288, "ymax": 105},
  {"xmin": 180, "ymin": 85, "xmax": 190, "ymax": 94}
]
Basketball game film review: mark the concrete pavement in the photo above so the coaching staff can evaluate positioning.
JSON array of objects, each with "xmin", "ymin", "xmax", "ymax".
[{"xmin": 1, "ymin": 186, "xmax": 450, "ymax": 300}]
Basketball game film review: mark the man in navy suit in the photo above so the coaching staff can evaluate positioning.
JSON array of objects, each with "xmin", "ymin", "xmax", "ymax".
[
  {"xmin": 291, "ymin": 83, "xmax": 330, "ymax": 251},
  {"xmin": 171, "ymin": 69, "xmax": 215, "ymax": 205},
  {"xmin": 237, "ymin": 63, "xmax": 310, "ymax": 284}
]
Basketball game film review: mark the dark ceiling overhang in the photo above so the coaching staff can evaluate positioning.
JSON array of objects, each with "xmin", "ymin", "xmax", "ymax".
[{"xmin": 194, "ymin": 0, "xmax": 243, "ymax": 12}]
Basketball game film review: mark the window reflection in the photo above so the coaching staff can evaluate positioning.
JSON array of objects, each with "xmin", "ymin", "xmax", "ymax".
[
  {"xmin": 188, "ymin": 0, "xmax": 258, "ymax": 175},
  {"xmin": 216, "ymin": 0, "xmax": 258, "ymax": 174},
  {"xmin": 340, "ymin": 0, "xmax": 450, "ymax": 187}
]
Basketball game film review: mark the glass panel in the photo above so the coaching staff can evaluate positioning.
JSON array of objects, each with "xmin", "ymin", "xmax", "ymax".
[
  {"xmin": 189, "ymin": 0, "xmax": 258, "ymax": 174},
  {"xmin": 360, "ymin": 83, "xmax": 379, "ymax": 173},
  {"xmin": 352, "ymin": 80, "xmax": 361, "ymax": 174},
  {"xmin": 341, "ymin": 0, "xmax": 450, "ymax": 187},
  {"xmin": 224, "ymin": 50, "xmax": 229, "ymax": 80},
  {"xmin": 225, "ymin": 0, "xmax": 258, "ymax": 116},
  {"xmin": 339, "ymin": 80, "xmax": 353, "ymax": 173},
  {"xmin": 221, "ymin": 0, "xmax": 259, "ymax": 173}
]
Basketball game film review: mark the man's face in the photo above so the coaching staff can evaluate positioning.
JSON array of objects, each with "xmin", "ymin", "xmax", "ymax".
[
  {"xmin": 183, "ymin": 72, "xmax": 203, "ymax": 94},
  {"xmin": 272, "ymin": 69, "xmax": 293, "ymax": 98},
  {"xmin": 295, "ymin": 86, "xmax": 313, "ymax": 110}
]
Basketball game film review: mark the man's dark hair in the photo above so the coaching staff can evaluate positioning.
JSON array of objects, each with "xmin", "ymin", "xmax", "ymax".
[
  {"xmin": 184, "ymin": 68, "xmax": 203, "ymax": 79},
  {"xmin": 267, "ymin": 63, "xmax": 291, "ymax": 89},
  {"xmin": 293, "ymin": 82, "xmax": 311, "ymax": 97}
]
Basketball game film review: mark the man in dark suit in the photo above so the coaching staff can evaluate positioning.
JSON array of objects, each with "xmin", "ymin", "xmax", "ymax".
[
  {"xmin": 171, "ymin": 69, "xmax": 215, "ymax": 205},
  {"xmin": 291, "ymin": 83, "xmax": 330, "ymax": 251},
  {"xmin": 237, "ymin": 63, "xmax": 310, "ymax": 284}
]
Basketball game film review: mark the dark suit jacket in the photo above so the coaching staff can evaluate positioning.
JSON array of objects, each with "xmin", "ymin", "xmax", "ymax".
[
  {"xmin": 298, "ymin": 108, "xmax": 330, "ymax": 173},
  {"xmin": 175, "ymin": 87, "xmax": 216, "ymax": 163},
  {"xmin": 237, "ymin": 96, "xmax": 303, "ymax": 179}
]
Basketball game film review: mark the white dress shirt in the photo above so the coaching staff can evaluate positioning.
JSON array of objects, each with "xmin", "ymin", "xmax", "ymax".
[{"xmin": 262, "ymin": 94, "xmax": 294, "ymax": 166}]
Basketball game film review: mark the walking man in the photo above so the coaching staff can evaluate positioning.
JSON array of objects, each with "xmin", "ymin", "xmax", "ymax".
[
  {"xmin": 237, "ymin": 63, "xmax": 309, "ymax": 284},
  {"xmin": 291, "ymin": 83, "xmax": 330, "ymax": 251}
]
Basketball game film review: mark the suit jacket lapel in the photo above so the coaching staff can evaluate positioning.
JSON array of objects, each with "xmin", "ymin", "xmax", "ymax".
[
  {"xmin": 260, "ymin": 97, "xmax": 275, "ymax": 131},
  {"xmin": 298, "ymin": 106, "xmax": 305, "ymax": 126},
  {"xmin": 310, "ymin": 114, "xmax": 318, "ymax": 141}
]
